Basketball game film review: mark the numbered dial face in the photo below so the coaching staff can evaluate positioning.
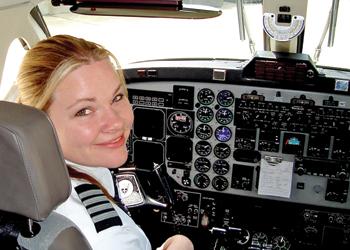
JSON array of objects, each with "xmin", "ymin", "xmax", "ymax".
[
  {"xmin": 212, "ymin": 176, "xmax": 229, "ymax": 191},
  {"xmin": 195, "ymin": 141, "xmax": 212, "ymax": 156},
  {"xmin": 197, "ymin": 106, "xmax": 214, "ymax": 123},
  {"xmin": 194, "ymin": 157, "xmax": 211, "ymax": 172},
  {"xmin": 168, "ymin": 111, "xmax": 193, "ymax": 134},
  {"xmin": 216, "ymin": 108, "xmax": 233, "ymax": 125},
  {"xmin": 217, "ymin": 90, "xmax": 234, "ymax": 107},
  {"xmin": 196, "ymin": 124, "xmax": 213, "ymax": 140},
  {"xmin": 252, "ymin": 232, "xmax": 268, "ymax": 247},
  {"xmin": 197, "ymin": 88, "xmax": 215, "ymax": 105},
  {"xmin": 213, "ymin": 160, "xmax": 230, "ymax": 175},
  {"xmin": 215, "ymin": 126, "xmax": 232, "ymax": 142},
  {"xmin": 214, "ymin": 143, "xmax": 231, "ymax": 159},
  {"xmin": 194, "ymin": 173, "xmax": 210, "ymax": 188}
]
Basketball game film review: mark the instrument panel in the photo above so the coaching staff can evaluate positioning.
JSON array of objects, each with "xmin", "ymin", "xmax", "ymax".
[
  {"xmin": 128, "ymin": 83, "xmax": 350, "ymax": 209},
  {"xmin": 124, "ymin": 56, "xmax": 350, "ymax": 249}
]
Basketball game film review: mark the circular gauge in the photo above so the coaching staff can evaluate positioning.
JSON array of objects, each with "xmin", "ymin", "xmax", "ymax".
[
  {"xmin": 217, "ymin": 90, "xmax": 234, "ymax": 107},
  {"xmin": 168, "ymin": 110, "xmax": 193, "ymax": 134},
  {"xmin": 237, "ymin": 229, "xmax": 250, "ymax": 246},
  {"xmin": 197, "ymin": 88, "xmax": 215, "ymax": 105},
  {"xmin": 216, "ymin": 108, "xmax": 233, "ymax": 125},
  {"xmin": 212, "ymin": 176, "xmax": 229, "ymax": 191},
  {"xmin": 195, "ymin": 141, "xmax": 212, "ymax": 156},
  {"xmin": 214, "ymin": 143, "xmax": 231, "ymax": 159},
  {"xmin": 213, "ymin": 160, "xmax": 230, "ymax": 175},
  {"xmin": 272, "ymin": 236, "xmax": 291, "ymax": 250},
  {"xmin": 196, "ymin": 124, "xmax": 213, "ymax": 140},
  {"xmin": 194, "ymin": 157, "xmax": 211, "ymax": 172},
  {"xmin": 252, "ymin": 232, "xmax": 268, "ymax": 247},
  {"xmin": 197, "ymin": 106, "xmax": 214, "ymax": 123},
  {"xmin": 118, "ymin": 179, "xmax": 134, "ymax": 199},
  {"xmin": 194, "ymin": 173, "xmax": 210, "ymax": 188},
  {"xmin": 215, "ymin": 126, "xmax": 232, "ymax": 142}
]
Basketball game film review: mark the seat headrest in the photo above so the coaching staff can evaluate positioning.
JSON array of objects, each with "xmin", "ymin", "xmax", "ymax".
[{"xmin": 0, "ymin": 101, "xmax": 71, "ymax": 221}]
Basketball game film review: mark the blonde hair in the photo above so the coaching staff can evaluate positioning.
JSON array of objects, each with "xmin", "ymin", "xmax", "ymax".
[
  {"xmin": 17, "ymin": 34, "xmax": 126, "ymax": 111},
  {"xmin": 16, "ymin": 35, "xmax": 128, "ymax": 199}
]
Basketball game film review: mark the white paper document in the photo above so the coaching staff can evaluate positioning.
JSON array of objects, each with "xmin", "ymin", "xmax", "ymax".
[{"xmin": 257, "ymin": 157, "xmax": 294, "ymax": 198}]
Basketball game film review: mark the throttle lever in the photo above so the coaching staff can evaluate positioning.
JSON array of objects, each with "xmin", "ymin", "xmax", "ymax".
[{"xmin": 209, "ymin": 226, "xmax": 250, "ymax": 247}]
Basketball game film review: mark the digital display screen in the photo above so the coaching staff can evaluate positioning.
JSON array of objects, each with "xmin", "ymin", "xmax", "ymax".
[
  {"xmin": 133, "ymin": 140, "xmax": 164, "ymax": 170},
  {"xmin": 282, "ymin": 132, "xmax": 305, "ymax": 155},
  {"xmin": 133, "ymin": 107, "xmax": 165, "ymax": 140},
  {"xmin": 166, "ymin": 136, "xmax": 193, "ymax": 163}
]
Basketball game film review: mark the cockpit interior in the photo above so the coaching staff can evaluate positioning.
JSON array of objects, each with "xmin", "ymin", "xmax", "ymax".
[{"xmin": 0, "ymin": 0, "xmax": 350, "ymax": 249}]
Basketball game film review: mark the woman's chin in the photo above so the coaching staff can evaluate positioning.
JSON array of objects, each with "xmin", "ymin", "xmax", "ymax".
[
  {"xmin": 104, "ymin": 154, "xmax": 128, "ymax": 168},
  {"xmin": 95, "ymin": 147, "xmax": 129, "ymax": 168}
]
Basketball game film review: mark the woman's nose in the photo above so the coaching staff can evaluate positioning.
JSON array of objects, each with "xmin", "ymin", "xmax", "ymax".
[{"xmin": 100, "ymin": 107, "xmax": 123, "ymax": 132}]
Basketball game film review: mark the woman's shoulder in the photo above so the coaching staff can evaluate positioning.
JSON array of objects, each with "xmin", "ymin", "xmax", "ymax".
[
  {"xmin": 66, "ymin": 161, "xmax": 116, "ymax": 196},
  {"xmin": 55, "ymin": 181, "xmax": 152, "ymax": 250}
]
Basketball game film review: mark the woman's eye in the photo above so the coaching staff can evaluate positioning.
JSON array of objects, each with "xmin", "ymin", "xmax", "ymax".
[
  {"xmin": 75, "ymin": 108, "xmax": 92, "ymax": 117},
  {"xmin": 112, "ymin": 94, "xmax": 124, "ymax": 103}
]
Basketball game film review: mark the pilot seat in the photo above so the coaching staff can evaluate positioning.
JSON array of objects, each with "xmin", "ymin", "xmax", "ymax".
[{"xmin": 0, "ymin": 101, "xmax": 92, "ymax": 250}]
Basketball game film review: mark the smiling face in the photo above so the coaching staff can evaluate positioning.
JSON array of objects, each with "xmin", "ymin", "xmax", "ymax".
[{"xmin": 47, "ymin": 59, "xmax": 133, "ymax": 168}]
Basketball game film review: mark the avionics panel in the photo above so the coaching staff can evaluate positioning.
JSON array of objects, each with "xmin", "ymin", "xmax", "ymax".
[
  {"xmin": 128, "ymin": 82, "xmax": 350, "ymax": 210},
  {"xmin": 124, "ymin": 58, "xmax": 350, "ymax": 249}
]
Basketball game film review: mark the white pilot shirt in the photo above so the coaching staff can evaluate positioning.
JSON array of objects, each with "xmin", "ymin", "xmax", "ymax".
[{"xmin": 55, "ymin": 161, "xmax": 152, "ymax": 250}]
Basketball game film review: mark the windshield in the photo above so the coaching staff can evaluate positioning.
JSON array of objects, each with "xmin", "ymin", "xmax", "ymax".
[{"xmin": 37, "ymin": 0, "xmax": 349, "ymax": 70}]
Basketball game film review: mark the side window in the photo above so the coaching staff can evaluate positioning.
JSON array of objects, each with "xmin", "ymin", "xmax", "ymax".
[{"xmin": 0, "ymin": 38, "xmax": 27, "ymax": 101}]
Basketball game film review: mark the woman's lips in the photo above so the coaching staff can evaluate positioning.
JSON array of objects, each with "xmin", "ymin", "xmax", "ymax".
[{"xmin": 96, "ymin": 136, "xmax": 125, "ymax": 148}]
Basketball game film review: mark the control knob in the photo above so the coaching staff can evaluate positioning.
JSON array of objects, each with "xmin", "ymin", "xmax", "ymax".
[
  {"xmin": 296, "ymin": 166, "xmax": 306, "ymax": 176},
  {"xmin": 272, "ymin": 235, "xmax": 291, "ymax": 250},
  {"xmin": 338, "ymin": 170, "xmax": 347, "ymax": 180},
  {"xmin": 338, "ymin": 163, "xmax": 348, "ymax": 180}
]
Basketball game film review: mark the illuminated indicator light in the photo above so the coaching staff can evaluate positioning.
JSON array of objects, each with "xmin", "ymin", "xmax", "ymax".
[{"xmin": 286, "ymin": 137, "xmax": 300, "ymax": 145}]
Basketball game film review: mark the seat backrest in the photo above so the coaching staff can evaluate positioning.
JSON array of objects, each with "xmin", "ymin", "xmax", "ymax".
[{"xmin": 0, "ymin": 101, "xmax": 91, "ymax": 250}]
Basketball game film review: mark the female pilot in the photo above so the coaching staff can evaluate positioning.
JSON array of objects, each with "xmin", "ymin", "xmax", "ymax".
[{"xmin": 16, "ymin": 34, "xmax": 193, "ymax": 250}]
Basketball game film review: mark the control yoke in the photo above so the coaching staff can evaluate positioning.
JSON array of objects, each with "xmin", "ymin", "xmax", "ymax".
[
  {"xmin": 153, "ymin": 163, "xmax": 175, "ymax": 207},
  {"xmin": 113, "ymin": 162, "xmax": 175, "ymax": 209}
]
